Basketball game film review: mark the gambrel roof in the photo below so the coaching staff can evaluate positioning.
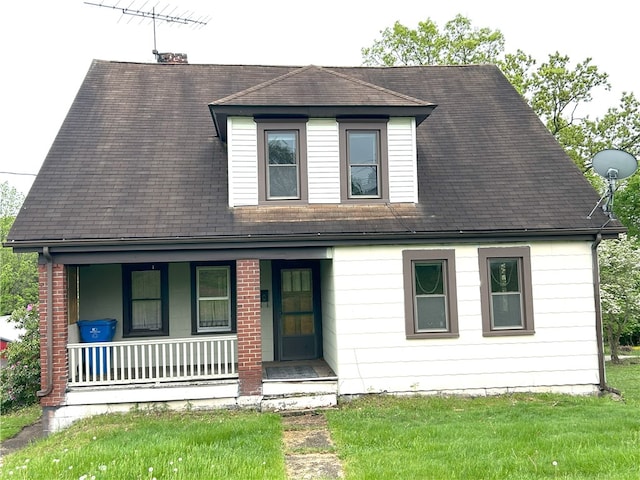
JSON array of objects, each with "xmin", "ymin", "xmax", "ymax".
[{"xmin": 7, "ymin": 60, "xmax": 622, "ymax": 249}]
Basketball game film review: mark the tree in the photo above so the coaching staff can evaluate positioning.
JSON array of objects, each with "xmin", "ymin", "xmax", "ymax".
[
  {"xmin": 0, "ymin": 305, "xmax": 41, "ymax": 411},
  {"xmin": 598, "ymin": 236, "xmax": 640, "ymax": 363},
  {"xmin": 1, "ymin": 181, "xmax": 39, "ymax": 315},
  {"xmin": 361, "ymin": 15, "xmax": 504, "ymax": 67}
]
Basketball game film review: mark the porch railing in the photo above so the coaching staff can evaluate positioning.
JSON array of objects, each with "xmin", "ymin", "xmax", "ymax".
[{"xmin": 68, "ymin": 335, "xmax": 237, "ymax": 387}]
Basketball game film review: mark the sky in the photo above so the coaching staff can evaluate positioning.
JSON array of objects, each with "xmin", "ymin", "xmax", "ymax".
[{"xmin": 1, "ymin": 0, "xmax": 637, "ymax": 196}]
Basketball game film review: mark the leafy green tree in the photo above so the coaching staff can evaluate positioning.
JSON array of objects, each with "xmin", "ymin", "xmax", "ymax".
[
  {"xmin": 0, "ymin": 305, "xmax": 41, "ymax": 411},
  {"xmin": 361, "ymin": 15, "xmax": 504, "ymax": 67},
  {"xmin": 598, "ymin": 236, "xmax": 640, "ymax": 363},
  {"xmin": 1, "ymin": 181, "xmax": 39, "ymax": 315}
]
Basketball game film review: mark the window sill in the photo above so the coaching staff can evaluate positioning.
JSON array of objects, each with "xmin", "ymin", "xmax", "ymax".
[
  {"xmin": 482, "ymin": 329, "xmax": 535, "ymax": 337},
  {"xmin": 406, "ymin": 332, "xmax": 459, "ymax": 340}
]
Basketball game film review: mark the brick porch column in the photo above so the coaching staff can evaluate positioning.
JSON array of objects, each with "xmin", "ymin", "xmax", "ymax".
[
  {"xmin": 236, "ymin": 259, "xmax": 262, "ymax": 396},
  {"xmin": 38, "ymin": 263, "xmax": 68, "ymax": 408}
]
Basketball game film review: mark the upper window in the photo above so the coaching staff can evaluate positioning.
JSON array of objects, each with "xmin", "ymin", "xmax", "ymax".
[
  {"xmin": 122, "ymin": 263, "xmax": 169, "ymax": 337},
  {"xmin": 403, "ymin": 250, "xmax": 459, "ymax": 339},
  {"xmin": 339, "ymin": 120, "xmax": 389, "ymax": 202},
  {"xmin": 191, "ymin": 262, "xmax": 236, "ymax": 334},
  {"xmin": 478, "ymin": 247, "xmax": 534, "ymax": 336},
  {"xmin": 256, "ymin": 120, "xmax": 308, "ymax": 203}
]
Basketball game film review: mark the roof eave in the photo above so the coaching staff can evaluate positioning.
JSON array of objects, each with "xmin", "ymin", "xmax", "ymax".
[{"xmin": 208, "ymin": 104, "xmax": 437, "ymax": 141}]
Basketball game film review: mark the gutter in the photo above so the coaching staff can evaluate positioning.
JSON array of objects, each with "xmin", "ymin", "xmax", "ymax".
[
  {"xmin": 36, "ymin": 246, "xmax": 54, "ymax": 398},
  {"xmin": 591, "ymin": 233, "xmax": 620, "ymax": 395}
]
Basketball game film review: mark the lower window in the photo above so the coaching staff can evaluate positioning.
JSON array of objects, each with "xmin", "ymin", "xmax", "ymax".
[
  {"xmin": 122, "ymin": 264, "xmax": 169, "ymax": 337},
  {"xmin": 403, "ymin": 250, "xmax": 459, "ymax": 339},
  {"xmin": 191, "ymin": 263, "xmax": 236, "ymax": 333},
  {"xmin": 478, "ymin": 247, "xmax": 534, "ymax": 336}
]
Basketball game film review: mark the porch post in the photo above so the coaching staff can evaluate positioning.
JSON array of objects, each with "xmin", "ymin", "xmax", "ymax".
[
  {"xmin": 37, "ymin": 263, "xmax": 68, "ymax": 409},
  {"xmin": 236, "ymin": 259, "xmax": 262, "ymax": 397}
]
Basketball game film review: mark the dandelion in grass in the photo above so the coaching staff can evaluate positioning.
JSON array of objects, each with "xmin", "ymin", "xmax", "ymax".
[
  {"xmin": 99, "ymin": 464, "xmax": 107, "ymax": 471},
  {"xmin": 53, "ymin": 458, "xmax": 60, "ymax": 463},
  {"xmin": 552, "ymin": 461, "xmax": 558, "ymax": 467}
]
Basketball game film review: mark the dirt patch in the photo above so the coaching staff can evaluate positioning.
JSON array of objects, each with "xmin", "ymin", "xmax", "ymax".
[
  {"xmin": 286, "ymin": 453, "xmax": 344, "ymax": 480},
  {"xmin": 282, "ymin": 412, "xmax": 343, "ymax": 479},
  {"xmin": 282, "ymin": 412, "xmax": 328, "ymax": 430},
  {"xmin": 284, "ymin": 429, "xmax": 334, "ymax": 451}
]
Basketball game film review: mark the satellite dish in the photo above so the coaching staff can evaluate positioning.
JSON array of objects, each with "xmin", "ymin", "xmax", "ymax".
[
  {"xmin": 592, "ymin": 149, "xmax": 638, "ymax": 180},
  {"xmin": 588, "ymin": 149, "xmax": 638, "ymax": 219}
]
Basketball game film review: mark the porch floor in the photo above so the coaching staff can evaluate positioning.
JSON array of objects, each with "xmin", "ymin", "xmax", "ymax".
[{"xmin": 262, "ymin": 359, "xmax": 336, "ymax": 381}]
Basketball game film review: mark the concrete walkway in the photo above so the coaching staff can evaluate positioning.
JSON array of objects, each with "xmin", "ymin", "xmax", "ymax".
[{"xmin": 282, "ymin": 411, "xmax": 344, "ymax": 479}]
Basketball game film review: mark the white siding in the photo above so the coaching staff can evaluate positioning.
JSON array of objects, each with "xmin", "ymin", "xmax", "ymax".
[
  {"xmin": 331, "ymin": 242, "xmax": 599, "ymax": 396},
  {"xmin": 307, "ymin": 119, "xmax": 340, "ymax": 203},
  {"xmin": 387, "ymin": 117, "xmax": 418, "ymax": 203},
  {"xmin": 225, "ymin": 116, "xmax": 418, "ymax": 206},
  {"xmin": 227, "ymin": 117, "xmax": 258, "ymax": 206},
  {"xmin": 321, "ymin": 259, "xmax": 338, "ymax": 375}
]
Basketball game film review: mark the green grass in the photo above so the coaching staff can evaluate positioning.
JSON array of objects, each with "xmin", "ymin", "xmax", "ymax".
[
  {"xmin": 0, "ymin": 409, "xmax": 286, "ymax": 479},
  {"xmin": 0, "ymin": 404, "xmax": 41, "ymax": 442},
  {"xmin": 327, "ymin": 364, "xmax": 640, "ymax": 479},
  {"xmin": 2, "ymin": 363, "xmax": 639, "ymax": 479}
]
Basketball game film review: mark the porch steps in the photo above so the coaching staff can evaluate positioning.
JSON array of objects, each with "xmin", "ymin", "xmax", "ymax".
[{"xmin": 261, "ymin": 377, "xmax": 338, "ymax": 411}]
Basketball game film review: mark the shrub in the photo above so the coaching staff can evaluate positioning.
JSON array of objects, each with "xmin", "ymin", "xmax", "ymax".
[{"xmin": 0, "ymin": 304, "xmax": 41, "ymax": 412}]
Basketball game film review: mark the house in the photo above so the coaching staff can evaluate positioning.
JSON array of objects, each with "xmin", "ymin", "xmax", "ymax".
[{"xmin": 6, "ymin": 60, "xmax": 622, "ymax": 433}]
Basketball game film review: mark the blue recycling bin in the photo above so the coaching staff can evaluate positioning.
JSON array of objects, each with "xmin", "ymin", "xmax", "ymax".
[{"xmin": 77, "ymin": 319, "xmax": 117, "ymax": 374}]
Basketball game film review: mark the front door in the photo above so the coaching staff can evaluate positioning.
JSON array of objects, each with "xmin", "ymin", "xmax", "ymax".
[{"xmin": 273, "ymin": 261, "xmax": 322, "ymax": 361}]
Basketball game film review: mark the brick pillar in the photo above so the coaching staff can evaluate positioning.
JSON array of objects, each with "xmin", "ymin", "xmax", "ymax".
[
  {"xmin": 38, "ymin": 263, "xmax": 68, "ymax": 407},
  {"xmin": 236, "ymin": 259, "xmax": 262, "ymax": 396}
]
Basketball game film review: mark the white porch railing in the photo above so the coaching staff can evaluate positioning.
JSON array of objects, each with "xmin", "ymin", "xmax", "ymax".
[{"xmin": 68, "ymin": 335, "xmax": 238, "ymax": 387}]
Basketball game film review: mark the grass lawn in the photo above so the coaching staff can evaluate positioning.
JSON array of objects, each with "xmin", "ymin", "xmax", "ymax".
[
  {"xmin": 0, "ymin": 404, "xmax": 41, "ymax": 442},
  {"xmin": 1, "ymin": 363, "xmax": 639, "ymax": 479},
  {"xmin": 326, "ymin": 363, "xmax": 640, "ymax": 480},
  {"xmin": 0, "ymin": 409, "xmax": 285, "ymax": 479}
]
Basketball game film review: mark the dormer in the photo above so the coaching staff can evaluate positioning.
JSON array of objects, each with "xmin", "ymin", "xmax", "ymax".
[{"xmin": 209, "ymin": 66, "xmax": 436, "ymax": 207}]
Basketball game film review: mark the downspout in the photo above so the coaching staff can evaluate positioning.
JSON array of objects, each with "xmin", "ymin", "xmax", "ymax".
[
  {"xmin": 37, "ymin": 246, "xmax": 54, "ymax": 397},
  {"xmin": 591, "ymin": 233, "xmax": 620, "ymax": 395}
]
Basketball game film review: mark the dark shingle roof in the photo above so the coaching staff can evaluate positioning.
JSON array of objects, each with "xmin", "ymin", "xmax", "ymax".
[{"xmin": 7, "ymin": 60, "xmax": 621, "ymax": 247}]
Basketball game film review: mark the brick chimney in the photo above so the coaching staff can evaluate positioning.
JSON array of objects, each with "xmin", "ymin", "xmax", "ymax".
[{"xmin": 154, "ymin": 51, "xmax": 188, "ymax": 64}]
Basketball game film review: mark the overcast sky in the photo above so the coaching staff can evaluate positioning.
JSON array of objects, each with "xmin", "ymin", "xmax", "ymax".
[{"xmin": 1, "ymin": 0, "xmax": 637, "ymax": 195}]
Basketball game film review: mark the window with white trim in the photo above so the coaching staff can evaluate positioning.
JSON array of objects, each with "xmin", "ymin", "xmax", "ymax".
[{"xmin": 191, "ymin": 262, "xmax": 236, "ymax": 334}]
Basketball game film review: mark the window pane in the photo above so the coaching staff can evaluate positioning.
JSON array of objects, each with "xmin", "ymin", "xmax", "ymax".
[
  {"xmin": 199, "ymin": 268, "xmax": 228, "ymax": 298},
  {"xmin": 132, "ymin": 299, "xmax": 161, "ymax": 330},
  {"xmin": 267, "ymin": 131, "xmax": 299, "ymax": 198},
  {"xmin": 489, "ymin": 259, "xmax": 520, "ymax": 293},
  {"xmin": 348, "ymin": 131, "xmax": 378, "ymax": 164},
  {"xmin": 199, "ymin": 299, "xmax": 230, "ymax": 328},
  {"xmin": 415, "ymin": 262, "xmax": 444, "ymax": 295},
  {"xmin": 491, "ymin": 293, "xmax": 523, "ymax": 328},
  {"xmin": 269, "ymin": 165, "xmax": 298, "ymax": 197},
  {"xmin": 132, "ymin": 270, "xmax": 160, "ymax": 299},
  {"xmin": 350, "ymin": 166, "xmax": 378, "ymax": 196},
  {"xmin": 267, "ymin": 132, "xmax": 297, "ymax": 164},
  {"xmin": 197, "ymin": 267, "xmax": 230, "ymax": 330},
  {"xmin": 282, "ymin": 314, "xmax": 314, "ymax": 335},
  {"xmin": 416, "ymin": 296, "xmax": 447, "ymax": 331}
]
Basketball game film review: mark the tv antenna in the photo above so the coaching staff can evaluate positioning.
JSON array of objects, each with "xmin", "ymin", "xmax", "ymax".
[
  {"xmin": 84, "ymin": 2, "xmax": 210, "ymax": 60},
  {"xmin": 588, "ymin": 149, "xmax": 638, "ymax": 219}
]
